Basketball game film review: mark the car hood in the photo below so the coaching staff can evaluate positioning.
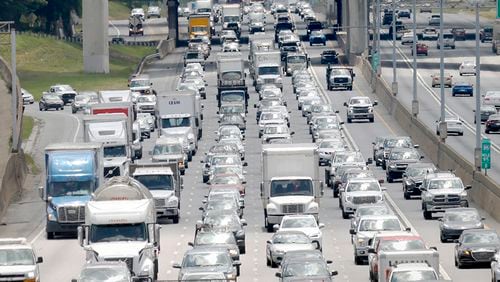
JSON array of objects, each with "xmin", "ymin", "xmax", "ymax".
[
  {"xmin": 271, "ymin": 196, "xmax": 314, "ymax": 205},
  {"xmin": 0, "ymin": 265, "xmax": 36, "ymax": 275},
  {"xmin": 460, "ymin": 243, "xmax": 500, "ymax": 251},
  {"xmin": 346, "ymin": 191, "xmax": 382, "ymax": 197},
  {"xmin": 273, "ymin": 243, "xmax": 316, "ymax": 253},
  {"xmin": 150, "ymin": 190, "xmax": 175, "ymax": 198},
  {"xmin": 350, "ymin": 103, "xmax": 371, "ymax": 107},
  {"xmin": 443, "ymin": 222, "xmax": 482, "ymax": 230},
  {"xmin": 387, "ymin": 159, "xmax": 420, "ymax": 165},
  {"xmin": 92, "ymin": 241, "xmax": 149, "ymax": 258},
  {"xmin": 427, "ymin": 188, "xmax": 464, "ymax": 195},
  {"xmin": 283, "ymin": 276, "xmax": 332, "ymax": 282},
  {"xmin": 153, "ymin": 154, "xmax": 184, "ymax": 161},
  {"xmin": 181, "ymin": 265, "xmax": 232, "ymax": 276}
]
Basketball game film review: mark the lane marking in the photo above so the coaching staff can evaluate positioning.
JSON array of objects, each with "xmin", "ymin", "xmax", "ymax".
[{"xmin": 109, "ymin": 21, "xmax": 121, "ymax": 37}]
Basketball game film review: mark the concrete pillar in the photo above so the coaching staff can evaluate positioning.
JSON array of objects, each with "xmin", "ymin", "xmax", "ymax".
[
  {"xmin": 348, "ymin": 0, "xmax": 368, "ymax": 56},
  {"xmin": 336, "ymin": 0, "xmax": 342, "ymax": 27},
  {"xmin": 341, "ymin": 0, "xmax": 349, "ymax": 27},
  {"xmin": 167, "ymin": 0, "xmax": 179, "ymax": 43},
  {"xmin": 83, "ymin": 0, "xmax": 109, "ymax": 73}
]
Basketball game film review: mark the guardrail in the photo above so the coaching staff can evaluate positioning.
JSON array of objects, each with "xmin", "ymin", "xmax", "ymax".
[
  {"xmin": 156, "ymin": 38, "xmax": 176, "ymax": 59},
  {"xmin": 350, "ymin": 39, "xmax": 500, "ymax": 221},
  {"xmin": 16, "ymin": 31, "xmax": 159, "ymax": 46}
]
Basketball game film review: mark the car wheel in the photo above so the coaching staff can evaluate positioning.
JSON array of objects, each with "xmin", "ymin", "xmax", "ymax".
[
  {"xmin": 266, "ymin": 253, "xmax": 271, "ymax": 266},
  {"xmin": 347, "ymin": 118, "xmax": 352, "ymax": 123},
  {"xmin": 423, "ymin": 209, "xmax": 432, "ymax": 220},
  {"xmin": 387, "ymin": 174, "xmax": 393, "ymax": 183},
  {"xmin": 180, "ymin": 169, "xmax": 185, "ymax": 176},
  {"xmin": 342, "ymin": 209, "xmax": 349, "ymax": 219},
  {"xmin": 404, "ymin": 190, "xmax": 410, "ymax": 200},
  {"xmin": 486, "ymin": 129, "xmax": 490, "ymax": 134},
  {"xmin": 452, "ymin": 93, "xmax": 455, "ymax": 97},
  {"xmin": 440, "ymin": 232, "xmax": 447, "ymax": 243},
  {"xmin": 369, "ymin": 117, "xmax": 374, "ymax": 123},
  {"xmin": 172, "ymin": 214, "xmax": 179, "ymax": 224},
  {"xmin": 354, "ymin": 255, "xmax": 363, "ymax": 265},
  {"xmin": 47, "ymin": 232, "xmax": 55, "ymax": 239},
  {"xmin": 239, "ymin": 245, "xmax": 246, "ymax": 255}
]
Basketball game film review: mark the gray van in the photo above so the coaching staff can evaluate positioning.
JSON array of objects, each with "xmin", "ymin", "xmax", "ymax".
[{"xmin": 437, "ymin": 32, "xmax": 455, "ymax": 49}]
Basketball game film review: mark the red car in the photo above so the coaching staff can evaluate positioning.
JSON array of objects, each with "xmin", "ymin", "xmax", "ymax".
[{"xmin": 411, "ymin": 43, "xmax": 428, "ymax": 56}]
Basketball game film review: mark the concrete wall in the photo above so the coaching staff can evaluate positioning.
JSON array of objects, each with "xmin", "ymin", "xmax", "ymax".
[
  {"xmin": 83, "ymin": 0, "xmax": 109, "ymax": 73},
  {"xmin": 156, "ymin": 38, "xmax": 176, "ymax": 59},
  {"xmin": 0, "ymin": 55, "xmax": 28, "ymax": 218},
  {"xmin": 358, "ymin": 56, "xmax": 500, "ymax": 221}
]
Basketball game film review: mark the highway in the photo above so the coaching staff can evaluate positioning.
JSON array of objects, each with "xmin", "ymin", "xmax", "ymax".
[
  {"xmin": 378, "ymin": 11, "xmax": 500, "ymax": 185},
  {"xmin": 2, "ymin": 7, "xmax": 499, "ymax": 282},
  {"xmin": 108, "ymin": 18, "xmax": 168, "ymax": 42}
]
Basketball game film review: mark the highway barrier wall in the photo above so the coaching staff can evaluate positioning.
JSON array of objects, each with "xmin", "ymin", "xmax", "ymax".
[
  {"xmin": 356, "ymin": 53, "xmax": 500, "ymax": 221},
  {"xmin": 156, "ymin": 38, "xmax": 176, "ymax": 59},
  {"xmin": 0, "ymin": 56, "xmax": 28, "ymax": 218}
]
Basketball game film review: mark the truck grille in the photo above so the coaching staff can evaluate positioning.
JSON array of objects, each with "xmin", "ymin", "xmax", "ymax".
[
  {"xmin": 104, "ymin": 166, "xmax": 121, "ymax": 178},
  {"xmin": 472, "ymin": 251, "xmax": 495, "ymax": 261},
  {"xmin": 140, "ymin": 105, "xmax": 154, "ymax": 111},
  {"xmin": 0, "ymin": 273, "xmax": 25, "ymax": 281},
  {"xmin": 57, "ymin": 205, "xmax": 85, "ymax": 223},
  {"xmin": 154, "ymin": 198, "xmax": 166, "ymax": 207},
  {"xmin": 282, "ymin": 204, "xmax": 305, "ymax": 214},
  {"xmin": 62, "ymin": 93, "xmax": 76, "ymax": 100},
  {"xmin": 105, "ymin": 257, "xmax": 134, "ymax": 271},
  {"xmin": 264, "ymin": 78, "xmax": 275, "ymax": 84},
  {"xmin": 352, "ymin": 196, "xmax": 378, "ymax": 204},
  {"xmin": 333, "ymin": 77, "xmax": 348, "ymax": 83},
  {"xmin": 352, "ymin": 107, "xmax": 369, "ymax": 113},
  {"xmin": 433, "ymin": 194, "xmax": 461, "ymax": 204}
]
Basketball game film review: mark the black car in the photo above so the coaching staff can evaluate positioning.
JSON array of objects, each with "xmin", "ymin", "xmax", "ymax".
[
  {"xmin": 196, "ymin": 210, "xmax": 247, "ymax": 254},
  {"xmin": 39, "ymin": 93, "xmax": 64, "ymax": 111},
  {"xmin": 454, "ymin": 229, "xmax": 500, "ymax": 268},
  {"xmin": 306, "ymin": 21, "xmax": 323, "ymax": 36},
  {"xmin": 383, "ymin": 11, "xmax": 394, "ymax": 25},
  {"xmin": 473, "ymin": 106, "xmax": 497, "ymax": 124},
  {"xmin": 385, "ymin": 148, "xmax": 423, "ymax": 183},
  {"xmin": 280, "ymin": 45, "xmax": 300, "ymax": 62},
  {"xmin": 372, "ymin": 136, "xmax": 389, "ymax": 166},
  {"xmin": 485, "ymin": 114, "xmax": 500, "ymax": 134},
  {"xmin": 380, "ymin": 136, "xmax": 417, "ymax": 170},
  {"xmin": 402, "ymin": 162, "xmax": 437, "ymax": 199},
  {"xmin": 320, "ymin": 50, "xmax": 339, "ymax": 64},
  {"xmin": 440, "ymin": 208, "xmax": 484, "ymax": 242}
]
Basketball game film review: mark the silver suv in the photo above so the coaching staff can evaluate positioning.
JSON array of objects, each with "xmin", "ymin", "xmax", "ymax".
[
  {"xmin": 437, "ymin": 32, "xmax": 455, "ymax": 49},
  {"xmin": 339, "ymin": 177, "xmax": 385, "ymax": 219},
  {"xmin": 420, "ymin": 172, "xmax": 471, "ymax": 219}
]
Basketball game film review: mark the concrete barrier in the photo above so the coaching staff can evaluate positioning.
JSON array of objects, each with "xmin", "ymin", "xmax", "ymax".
[
  {"xmin": 358, "ymin": 56, "xmax": 500, "ymax": 221},
  {"xmin": 0, "ymin": 152, "xmax": 28, "ymax": 218},
  {"xmin": 156, "ymin": 38, "xmax": 176, "ymax": 59}
]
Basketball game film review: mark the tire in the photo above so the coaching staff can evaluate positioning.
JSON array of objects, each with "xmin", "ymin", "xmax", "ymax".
[
  {"xmin": 486, "ymin": 129, "xmax": 490, "ymax": 134},
  {"xmin": 342, "ymin": 209, "xmax": 349, "ymax": 219},
  {"xmin": 188, "ymin": 152, "xmax": 193, "ymax": 162},
  {"xmin": 181, "ymin": 169, "xmax": 185, "ymax": 176},
  {"xmin": 72, "ymin": 108, "xmax": 77, "ymax": 114},
  {"xmin": 239, "ymin": 245, "xmax": 246, "ymax": 255},
  {"xmin": 440, "ymin": 233, "xmax": 447, "ymax": 243},
  {"xmin": 266, "ymin": 254, "xmax": 271, "ymax": 266},
  {"xmin": 348, "ymin": 86, "xmax": 353, "ymax": 91},
  {"xmin": 172, "ymin": 213, "xmax": 179, "ymax": 224},
  {"xmin": 423, "ymin": 209, "xmax": 432, "ymax": 220},
  {"xmin": 369, "ymin": 117, "xmax": 374, "ymax": 123},
  {"xmin": 203, "ymin": 175, "xmax": 209, "ymax": 183},
  {"xmin": 347, "ymin": 118, "xmax": 352, "ymax": 123},
  {"xmin": 354, "ymin": 255, "xmax": 363, "ymax": 265},
  {"xmin": 47, "ymin": 232, "xmax": 55, "ymax": 239},
  {"xmin": 404, "ymin": 190, "xmax": 410, "ymax": 200},
  {"xmin": 387, "ymin": 174, "xmax": 393, "ymax": 183}
]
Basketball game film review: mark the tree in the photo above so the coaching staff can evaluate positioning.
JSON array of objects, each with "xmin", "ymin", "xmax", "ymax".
[
  {"xmin": 0, "ymin": 0, "xmax": 47, "ymax": 24},
  {"xmin": 36, "ymin": 0, "xmax": 81, "ymax": 35}
]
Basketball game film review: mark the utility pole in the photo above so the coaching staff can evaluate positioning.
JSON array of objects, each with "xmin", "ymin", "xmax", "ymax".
[
  {"xmin": 391, "ymin": 0, "xmax": 398, "ymax": 96},
  {"xmin": 411, "ymin": 0, "xmax": 418, "ymax": 116},
  {"xmin": 474, "ymin": 0, "xmax": 482, "ymax": 171},
  {"xmin": 438, "ymin": 0, "xmax": 447, "ymax": 142}
]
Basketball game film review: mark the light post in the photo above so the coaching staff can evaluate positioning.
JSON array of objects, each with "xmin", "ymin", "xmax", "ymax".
[
  {"xmin": 392, "ymin": 0, "xmax": 398, "ymax": 95},
  {"xmin": 438, "ymin": 0, "xmax": 447, "ymax": 142},
  {"xmin": 471, "ymin": 0, "xmax": 484, "ymax": 171},
  {"xmin": 411, "ymin": 0, "xmax": 418, "ymax": 116}
]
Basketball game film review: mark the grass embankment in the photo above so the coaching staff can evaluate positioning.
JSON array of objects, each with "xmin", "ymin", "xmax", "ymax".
[
  {"xmin": 21, "ymin": 116, "xmax": 40, "ymax": 174},
  {"xmin": 109, "ymin": 0, "xmax": 133, "ymax": 20},
  {"xmin": 0, "ymin": 34, "xmax": 155, "ymax": 101}
]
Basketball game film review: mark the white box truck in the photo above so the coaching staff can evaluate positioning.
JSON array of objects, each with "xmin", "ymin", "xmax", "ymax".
[
  {"xmin": 216, "ymin": 52, "xmax": 248, "ymax": 98},
  {"xmin": 130, "ymin": 163, "xmax": 183, "ymax": 223},
  {"xmin": 156, "ymin": 91, "xmax": 201, "ymax": 156},
  {"xmin": 78, "ymin": 176, "xmax": 160, "ymax": 281},
  {"xmin": 82, "ymin": 114, "xmax": 132, "ymax": 178},
  {"xmin": 261, "ymin": 144, "xmax": 323, "ymax": 232},
  {"xmin": 253, "ymin": 51, "xmax": 283, "ymax": 91}
]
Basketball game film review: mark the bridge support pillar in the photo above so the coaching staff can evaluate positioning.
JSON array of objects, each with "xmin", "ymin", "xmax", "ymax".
[
  {"xmin": 347, "ymin": 0, "xmax": 368, "ymax": 56},
  {"xmin": 83, "ymin": 0, "xmax": 109, "ymax": 73},
  {"xmin": 167, "ymin": 0, "xmax": 179, "ymax": 45}
]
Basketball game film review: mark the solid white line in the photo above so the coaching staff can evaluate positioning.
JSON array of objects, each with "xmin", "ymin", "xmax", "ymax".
[{"xmin": 109, "ymin": 21, "xmax": 121, "ymax": 37}]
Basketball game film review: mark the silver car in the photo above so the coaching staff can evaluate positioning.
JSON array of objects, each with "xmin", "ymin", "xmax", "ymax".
[
  {"xmin": 173, "ymin": 247, "xmax": 240, "ymax": 280},
  {"xmin": 266, "ymin": 231, "xmax": 319, "ymax": 267}
]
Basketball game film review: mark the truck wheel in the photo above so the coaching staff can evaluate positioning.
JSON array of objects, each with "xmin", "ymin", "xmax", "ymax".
[
  {"xmin": 46, "ymin": 232, "xmax": 55, "ymax": 239},
  {"xmin": 347, "ymin": 118, "xmax": 352, "ymax": 123},
  {"xmin": 181, "ymin": 169, "xmax": 185, "ymax": 176},
  {"xmin": 188, "ymin": 152, "xmax": 193, "ymax": 162},
  {"xmin": 342, "ymin": 209, "xmax": 349, "ymax": 219},
  {"xmin": 72, "ymin": 108, "xmax": 77, "ymax": 114},
  {"xmin": 265, "ymin": 217, "xmax": 274, "ymax": 233},
  {"xmin": 404, "ymin": 190, "xmax": 410, "ymax": 200},
  {"xmin": 387, "ymin": 174, "xmax": 393, "ymax": 183},
  {"xmin": 423, "ymin": 209, "xmax": 432, "ymax": 220},
  {"xmin": 354, "ymin": 255, "xmax": 363, "ymax": 265},
  {"xmin": 239, "ymin": 245, "xmax": 246, "ymax": 254},
  {"xmin": 348, "ymin": 86, "xmax": 353, "ymax": 91},
  {"xmin": 172, "ymin": 214, "xmax": 179, "ymax": 224},
  {"xmin": 369, "ymin": 117, "xmax": 374, "ymax": 123}
]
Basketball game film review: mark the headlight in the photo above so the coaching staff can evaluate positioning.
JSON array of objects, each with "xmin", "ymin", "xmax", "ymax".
[
  {"xmin": 27, "ymin": 271, "xmax": 36, "ymax": 278},
  {"xmin": 310, "ymin": 232, "xmax": 320, "ymax": 238},
  {"xmin": 229, "ymin": 249, "xmax": 238, "ymax": 256},
  {"xmin": 377, "ymin": 195, "xmax": 383, "ymax": 202},
  {"xmin": 460, "ymin": 191, "xmax": 468, "ymax": 198},
  {"xmin": 187, "ymin": 133, "xmax": 195, "ymax": 141},
  {"xmin": 357, "ymin": 238, "xmax": 365, "ymax": 244},
  {"xmin": 348, "ymin": 108, "xmax": 354, "ymax": 113},
  {"xmin": 462, "ymin": 249, "xmax": 471, "ymax": 256},
  {"xmin": 48, "ymin": 212, "xmax": 57, "ymax": 221},
  {"xmin": 267, "ymin": 204, "xmax": 278, "ymax": 213},
  {"xmin": 368, "ymin": 107, "xmax": 373, "ymax": 113},
  {"xmin": 389, "ymin": 165, "xmax": 396, "ymax": 169},
  {"xmin": 307, "ymin": 203, "xmax": 319, "ymax": 213},
  {"xmin": 226, "ymin": 273, "xmax": 236, "ymax": 280},
  {"xmin": 345, "ymin": 195, "xmax": 353, "ymax": 202},
  {"xmin": 257, "ymin": 78, "xmax": 263, "ymax": 83},
  {"xmin": 276, "ymin": 77, "xmax": 283, "ymax": 83},
  {"xmin": 167, "ymin": 197, "xmax": 178, "ymax": 207}
]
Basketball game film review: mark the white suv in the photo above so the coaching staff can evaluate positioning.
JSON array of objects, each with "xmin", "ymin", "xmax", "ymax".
[
  {"xmin": 339, "ymin": 177, "xmax": 385, "ymax": 219},
  {"xmin": 0, "ymin": 238, "xmax": 43, "ymax": 281}
]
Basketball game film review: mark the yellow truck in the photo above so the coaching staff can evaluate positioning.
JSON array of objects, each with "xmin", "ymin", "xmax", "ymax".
[{"xmin": 188, "ymin": 14, "xmax": 211, "ymax": 39}]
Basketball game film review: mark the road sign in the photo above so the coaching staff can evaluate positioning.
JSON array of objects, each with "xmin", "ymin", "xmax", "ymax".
[
  {"xmin": 372, "ymin": 52, "xmax": 380, "ymax": 70},
  {"xmin": 482, "ymin": 138, "xmax": 491, "ymax": 169},
  {"xmin": 497, "ymin": 0, "xmax": 500, "ymax": 19}
]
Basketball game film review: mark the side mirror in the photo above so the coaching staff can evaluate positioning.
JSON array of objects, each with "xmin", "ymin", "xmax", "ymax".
[
  {"xmin": 36, "ymin": 257, "xmax": 43, "ymax": 263},
  {"xmin": 326, "ymin": 260, "xmax": 333, "ymax": 264},
  {"xmin": 454, "ymin": 239, "xmax": 459, "ymax": 243},
  {"xmin": 199, "ymin": 207, "xmax": 204, "ymax": 211},
  {"xmin": 381, "ymin": 187, "xmax": 387, "ymax": 191},
  {"xmin": 188, "ymin": 242, "xmax": 194, "ymax": 247},
  {"xmin": 254, "ymin": 104, "xmax": 257, "ymax": 108},
  {"xmin": 349, "ymin": 228, "xmax": 356, "ymax": 235},
  {"xmin": 172, "ymin": 263, "xmax": 181, "ymax": 269},
  {"xmin": 465, "ymin": 185, "xmax": 472, "ymax": 190},
  {"xmin": 331, "ymin": 270, "xmax": 338, "ymax": 276},
  {"xmin": 290, "ymin": 131, "xmax": 295, "ymax": 135},
  {"xmin": 273, "ymin": 224, "xmax": 280, "ymax": 231},
  {"xmin": 420, "ymin": 156, "xmax": 425, "ymax": 159},
  {"xmin": 241, "ymin": 219, "xmax": 247, "ymax": 226},
  {"xmin": 275, "ymin": 273, "xmax": 282, "ymax": 278},
  {"xmin": 343, "ymin": 102, "xmax": 348, "ymax": 107},
  {"xmin": 378, "ymin": 179, "xmax": 385, "ymax": 184},
  {"xmin": 318, "ymin": 223, "xmax": 325, "ymax": 229},
  {"xmin": 267, "ymin": 240, "xmax": 272, "ymax": 244},
  {"xmin": 438, "ymin": 218, "xmax": 443, "ymax": 222},
  {"xmin": 366, "ymin": 158, "xmax": 373, "ymax": 164},
  {"xmin": 420, "ymin": 187, "xmax": 427, "ymax": 191},
  {"xmin": 405, "ymin": 227, "xmax": 412, "ymax": 232},
  {"xmin": 373, "ymin": 100, "xmax": 378, "ymax": 106},
  {"xmin": 243, "ymin": 162, "xmax": 248, "ymax": 166}
]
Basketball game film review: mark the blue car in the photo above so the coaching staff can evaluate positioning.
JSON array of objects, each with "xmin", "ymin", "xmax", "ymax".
[
  {"xmin": 309, "ymin": 30, "xmax": 326, "ymax": 46},
  {"xmin": 452, "ymin": 82, "xmax": 473, "ymax": 96}
]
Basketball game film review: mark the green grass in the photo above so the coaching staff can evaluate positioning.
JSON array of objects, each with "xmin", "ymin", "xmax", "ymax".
[
  {"xmin": 0, "ymin": 34, "xmax": 155, "ymax": 100},
  {"xmin": 21, "ymin": 116, "xmax": 34, "ymax": 141},
  {"xmin": 24, "ymin": 153, "xmax": 40, "ymax": 175},
  {"xmin": 109, "ymin": 0, "xmax": 132, "ymax": 20}
]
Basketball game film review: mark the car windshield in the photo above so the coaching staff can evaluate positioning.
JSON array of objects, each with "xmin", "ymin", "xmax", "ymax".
[
  {"xmin": 0, "ymin": 249, "xmax": 34, "ymax": 266},
  {"xmin": 445, "ymin": 211, "xmax": 480, "ymax": 222},
  {"xmin": 130, "ymin": 80, "xmax": 150, "ymax": 87},
  {"xmin": 358, "ymin": 219, "xmax": 401, "ymax": 231},
  {"xmin": 221, "ymin": 92, "xmax": 244, "ymax": 102},
  {"xmin": 206, "ymin": 199, "xmax": 238, "ymax": 211},
  {"xmin": 212, "ymin": 166, "xmax": 241, "ymax": 176},
  {"xmin": 357, "ymin": 206, "xmax": 390, "ymax": 217},
  {"xmin": 270, "ymin": 180, "xmax": 313, "ymax": 197},
  {"xmin": 287, "ymin": 56, "xmax": 306, "ymax": 64},
  {"xmin": 380, "ymin": 239, "xmax": 426, "ymax": 252},
  {"xmin": 221, "ymin": 106, "xmax": 244, "ymax": 114},
  {"xmin": 204, "ymin": 214, "xmax": 240, "ymax": 228},
  {"xmin": 219, "ymin": 127, "xmax": 240, "ymax": 136},
  {"xmin": 183, "ymin": 253, "xmax": 230, "ymax": 267},
  {"xmin": 389, "ymin": 150, "xmax": 419, "ymax": 160},
  {"xmin": 90, "ymin": 223, "xmax": 147, "ymax": 242},
  {"xmin": 462, "ymin": 232, "xmax": 500, "ymax": 244},
  {"xmin": 334, "ymin": 153, "xmax": 364, "ymax": 163},
  {"xmin": 320, "ymin": 141, "xmax": 343, "ymax": 149},
  {"xmin": 48, "ymin": 180, "xmax": 93, "ymax": 197},
  {"xmin": 350, "ymin": 98, "xmax": 370, "ymax": 105},
  {"xmin": 427, "ymin": 179, "xmax": 463, "ymax": 190},
  {"xmin": 264, "ymin": 126, "xmax": 288, "ymax": 134},
  {"xmin": 390, "ymin": 270, "xmax": 437, "ymax": 282},
  {"xmin": 283, "ymin": 261, "xmax": 329, "ymax": 277},
  {"xmin": 346, "ymin": 181, "xmax": 380, "ymax": 192},
  {"xmin": 385, "ymin": 138, "xmax": 412, "ymax": 148},
  {"xmin": 196, "ymin": 232, "xmax": 236, "ymax": 245},
  {"xmin": 186, "ymin": 52, "xmax": 201, "ymax": 59},
  {"xmin": 273, "ymin": 233, "xmax": 310, "ymax": 244},
  {"xmin": 134, "ymin": 175, "xmax": 173, "ymax": 190},
  {"xmin": 258, "ymin": 66, "xmax": 280, "ymax": 75},
  {"xmin": 162, "ymin": 117, "xmax": 191, "ymax": 128},
  {"xmin": 282, "ymin": 218, "xmax": 317, "ymax": 229},
  {"xmin": 153, "ymin": 143, "xmax": 182, "ymax": 155},
  {"xmin": 104, "ymin": 145, "xmax": 127, "ymax": 158},
  {"xmin": 261, "ymin": 112, "xmax": 282, "ymax": 120},
  {"xmin": 211, "ymin": 176, "xmax": 240, "ymax": 185},
  {"xmin": 80, "ymin": 267, "xmax": 130, "ymax": 282},
  {"xmin": 211, "ymin": 156, "xmax": 239, "ymax": 166},
  {"xmin": 406, "ymin": 167, "xmax": 434, "ymax": 177},
  {"xmin": 261, "ymin": 100, "xmax": 281, "ymax": 107}
]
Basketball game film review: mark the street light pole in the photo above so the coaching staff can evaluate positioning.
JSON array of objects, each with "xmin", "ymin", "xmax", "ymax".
[
  {"xmin": 474, "ymin": 0, "xmax": 482, "ymax": 171},
  {"xmin": 411, "ymin": 0, "xmax": 418, "ymax": 116},
  {"xmin": 438, "ymin": 0, "xmax": 447, "ymax": 141},
  {"xmin": 376, "ymin": 0, "xmax": 381, "ymax": 75},
  {"xmin": 392, "ymin": 0, "xmax": 398, "ymax": 95}
]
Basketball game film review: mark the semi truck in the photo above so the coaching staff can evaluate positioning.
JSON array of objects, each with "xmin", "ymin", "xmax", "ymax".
[
  {"xmin": 188, "ymin": 14, "xmax": 211, "ymax": 39},
  {"xmin": 130, "ymin": 163, "xmax": 183, "ymax": 223},
  {"xmin": 83, "ymin": 114, "xmax": 132, "ymax": 178},
  {"xmin": 39, "ymin": 142, "xmax": 104, "ymax": 239},
  {"xmin": 378, "ymin": 250, "xmax": 439, "ymax": 282},
  {"xmin": 252, "ymin": 51, "xmax": 283, "ymax": 91},
  {"xmin": 90, "ymin": 102, "xmax": 142, "ymax": 160},
  {"xmin": 216, "ymin": 52, "xmax": 248, "ymax": 99},
  {"xmin": 261, "ymin": 144, "xmax": 323, "ymax": 232},
  {"xmin": 78, "ymin": 176, "xmax": 160, "ymax": 281},
  {"xmin": 156, "ymin": 91, "xmax": 201, "ymax": 156}
]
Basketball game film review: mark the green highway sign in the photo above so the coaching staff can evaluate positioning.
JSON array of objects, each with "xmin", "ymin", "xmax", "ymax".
[
  {"xmin": 498, "ymin": 0, "xmax": 500, "ymax": 19},
  {"xmin": 482, "ymin": 138, "xmax": 491, "ymax": 169}
]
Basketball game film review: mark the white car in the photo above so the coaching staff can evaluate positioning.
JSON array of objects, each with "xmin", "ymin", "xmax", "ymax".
[
  {"xmin": 131, "ymin": 8, "xmax": 145, "ymax": 20},
  {"xmin": 0, "ymin": 238, "xmax": 43, "ymax": 281},
  {"xmin": 401, "ymin": 32, "xmax": 414, "ymax": 45},
  {"xmin": 459, "ymin": 61, "xmax": 476, "ymax": 76},
  {"xmin": 274, "ymin": 215, "xmax": 325, "ymax": 250},
  {"xmin": 421, "ymin": 27, "xmax": 438, "ymax": 40},
  {"xmin": 21, "ymin": 88, "xmax": 35, "ymax": 104},
  {"xmin": 222, "ymin": 42, "xmax": 240, "ymax": 53},
  {"xmin": 147, "ymin": 6, "xmax": 161, "ymax": 18},
  {"xmin": 435, "ymin": 114, "xmax": 464, "ymax": 136},
  {"xmin": 483, "ymin": 91, "xmax": 500, "ymax": 108}
]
